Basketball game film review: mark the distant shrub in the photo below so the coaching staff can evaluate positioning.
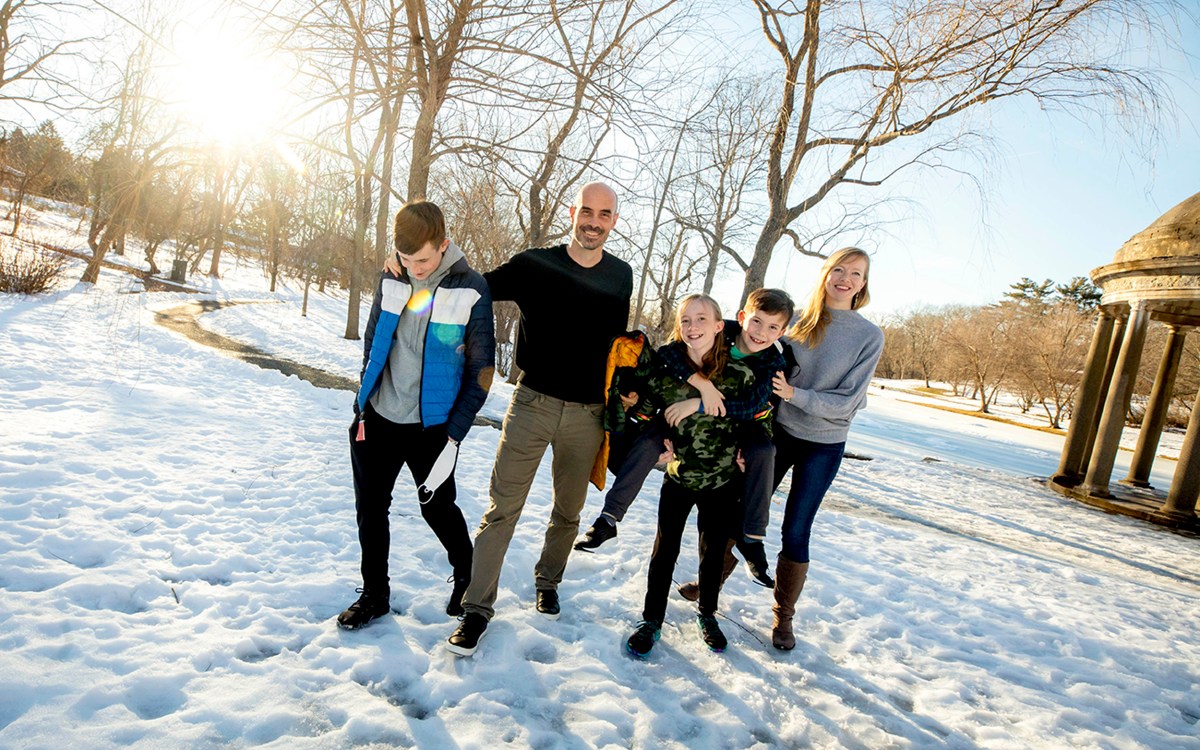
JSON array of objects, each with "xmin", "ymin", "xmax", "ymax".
[{"xmin": 0, "ymin": 240, "xmax": 67, "ymax": 294}]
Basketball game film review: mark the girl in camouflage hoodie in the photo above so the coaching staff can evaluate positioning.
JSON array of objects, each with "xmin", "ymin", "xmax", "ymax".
[{"xmin": 624, "ymin": 294, "xmax": 757, "ymax": 657}]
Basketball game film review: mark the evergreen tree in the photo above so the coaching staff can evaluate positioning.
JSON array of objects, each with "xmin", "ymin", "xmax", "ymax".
[
  {"xmin": 1056, "ymin": 276, "xmax": 1103, "ymax": 311},
  {"xmin": 1004, "ymin": 277, "xmax": 1056, "ymax": 308}
]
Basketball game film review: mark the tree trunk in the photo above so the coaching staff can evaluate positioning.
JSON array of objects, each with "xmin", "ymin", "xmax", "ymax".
[
  {"xmin": 7, "ymin": 182, "xmax": 27, "ymax": 235},
  {"xmin": 742, "ymin": 215, "xmax": 786, "ymax": 305},
  {"xmin": 407, "ymin": 102, "xmax": 436, "ymax": 200},
  {"xmin": 82, "ymin": 219, "xmax": 123, "ymax": 284},
  {"xmin": 374, "ymin": 126, "xmax": 397, "ymax": 265},
  {"xmin": 702, "ymin": 223, "xmax": 725, "ymax": 294},
  {"xmin": 344, "ymin": 171, "xmax": 371, "ymax": 341}
]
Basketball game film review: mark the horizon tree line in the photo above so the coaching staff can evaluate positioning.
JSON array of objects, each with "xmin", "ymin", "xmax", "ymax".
[{"xmin": 877, "ymin": 276, "xmax": 1199, "ymax": 431}]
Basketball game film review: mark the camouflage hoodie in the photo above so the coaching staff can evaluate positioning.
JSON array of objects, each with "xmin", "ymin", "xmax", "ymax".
[{"xmin": 629, "ymin": 341, "xmax": 756, "ymax": 492}]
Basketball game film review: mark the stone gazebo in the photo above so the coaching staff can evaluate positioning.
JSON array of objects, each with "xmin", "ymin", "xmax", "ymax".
[{"xmin": 1050, "ymin": 191, "xmax": 1200, "ymax": 530}]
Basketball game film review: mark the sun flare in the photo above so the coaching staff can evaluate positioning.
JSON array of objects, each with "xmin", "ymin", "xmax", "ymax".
[{"xmin": 164, "ymin": 17, "xmax": 294, "ymax": 149}]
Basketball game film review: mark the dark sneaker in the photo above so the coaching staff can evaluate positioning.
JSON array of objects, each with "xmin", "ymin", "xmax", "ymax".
[
  {"xmin": 535, "ymin": 589, "xmax": 561, "ymax": 619},
  {"xmin": 447, "ymin": 612, "xmax": 488, "ymax": 656},
  {"xmin": 446, "ymin": 574, "xmax": 470, "ymax": 617},
  {"xmin": 336, "ymin": 589, "xmax": 390, "ymax": 630},
  {"xmin": 625, "ymin": 620, "xmax": 661, "ymax": 657},
  {"xmin": 740, "ymin": 540, "xmax": 775, "ymax": 588},
  {"xmin": 696, "ymin": 614, "xmax": 727, "ymax": 652},
  {"xmin": 573, "ymin": 516, "xmax": 617, "ymax": 551},
  {"xmin": 676, "ymin": 580, "xmax": 700, "ymax": 602}
]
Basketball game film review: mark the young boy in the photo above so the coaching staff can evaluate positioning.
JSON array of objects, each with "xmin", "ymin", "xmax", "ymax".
[
  {"xmin": 338, "ymin": 201, "xmax": 495, "ymax": 630},
  {"xmin": 576, "ymin": 288, "xmax": 794, "ymax": 585}
]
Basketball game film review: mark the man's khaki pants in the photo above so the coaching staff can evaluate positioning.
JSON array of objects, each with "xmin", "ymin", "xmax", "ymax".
[{"xmin": 461, "ymin": 384, "xmax": 603, "ymax": 620}]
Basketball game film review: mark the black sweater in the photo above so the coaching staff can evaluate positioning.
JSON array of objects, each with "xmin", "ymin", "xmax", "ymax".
[{"xmin": 485, "ymin": 244, "xmax": 632, "ymax": 404}]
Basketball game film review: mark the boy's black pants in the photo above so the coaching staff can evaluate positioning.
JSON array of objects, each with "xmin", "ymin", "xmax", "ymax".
[{"xmin": 349, "ymin": 404, "xmax": 473, "ymax": 596}]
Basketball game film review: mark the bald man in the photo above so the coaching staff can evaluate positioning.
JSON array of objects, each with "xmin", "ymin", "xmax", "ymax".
[{"xmin": 448, "ymin": 182, "xmax": 633, "ymax": 656}]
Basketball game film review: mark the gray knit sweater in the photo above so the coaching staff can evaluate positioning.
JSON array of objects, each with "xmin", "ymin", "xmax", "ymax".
[{"xmin": 775, "ymin": 308, "xmax": 884, "ymax": 444}]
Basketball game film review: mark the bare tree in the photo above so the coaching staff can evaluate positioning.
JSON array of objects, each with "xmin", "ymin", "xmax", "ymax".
[
  {"xmin": 246, "ymin": 152, "xmax": 300, "ymax": 292},
  {"xmin": 643, "ymin": 219, "xmax": 702, "ymax": 344},
  {"xmin": 197, "ymin": 152, "xmax": 254, "ymax": 278},
  {"xmin": 404, "ymin": 0, "xmax": 478, "ymax": 200},
  {"xmin": 940, "ymin": 305, "xmax": 1012, "ymax": 413},
  {"xmin": 673, "ymin": 75, "xmax": 770, "ymax": 294},
  {"xmin": 494, "ymin": 0, "xmax": 684, "ymax": 248},
  {"xmin": 1, "ymin": 120, "xmax": 73, "ymax": 234},
  {"xmin": 80, "ymin": 24, "xmax": 180, "ymax": 284},
  {"xmin": 438, "ymin": 160, "xmax": 523, "ymax": 377},
  {"xmin": 129, "ymin": 168, "xmax": 196, "ymax": 275},
  {"xmin": 0, "ymin": 0, "xmax": 90, "ymax": 117},
  {"xmin": 740, "ymin": 0, "xmax": 1176, "ymax": 303},
  {"xmin": 907, "ymin": 306, "xmax": 950, "ymax": 387},
  {"xmin": 291, "ymin": 0, "xmax": 409, "ymax": 338},
  {"xmin": 876, "ymin": 314, "xmax": 913, "ymax": 379},
  {"xmin": 1023, "ymin": 302, "xmax": 1092, "ymax": 428},
  {"xmin": 1176, "ymin": 336, "xmax": 1200, "ymax": 428},
  {"xmin": 628, "ymin": 98, "xmax": 711, "ymax": 330}
]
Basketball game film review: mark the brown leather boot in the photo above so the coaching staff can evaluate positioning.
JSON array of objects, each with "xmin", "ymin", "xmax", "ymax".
[
  {"xmin": 771, "ymin": 554, "xmax": 809, "ymax": 650},
  {"xmin": 677, "ymin": 539, "xmax": 739, "ymax": 601}
]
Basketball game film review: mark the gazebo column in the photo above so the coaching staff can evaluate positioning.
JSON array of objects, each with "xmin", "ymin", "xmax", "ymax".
[
  {"xmin": 1081, "ymin": 301, "xmax": 1151, "ymax": 497},
  {"xmin": 1079, "ymin": 311, "xmax": 1129, "ymax": 476},
  {"xmin": 1052, "ymin": 308, "xmax": 1117, "ymax": 486},
  {"xmin": 1122, "ymin": 324, "xmax": 1190, "ymax": 488},
  {"xmin": 1160, "ymin": 385, "xmax": 1200, "ymax": 519}
]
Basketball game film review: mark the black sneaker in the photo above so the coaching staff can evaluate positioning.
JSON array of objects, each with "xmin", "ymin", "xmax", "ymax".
[
  {"xmin": 446, "ymin": 574, "xmax": 470, "ymax": 617},
  {"xmin": 446, "ymin": 612, "xmax": 488, "ymax": 656},
  {"xmin": 336, "ymin": 589, "xmax": 390, "ymax": 630},
  {"xmin": 696, "ymin": 614, "xmax": 727, "ymax": 652},
  {"xmin": 535, "ymin": 589, "xmax": 560, "ymax": 619},
  {"xmin": 625, "ymin": 620, "xmax": 661, "ymax": 657},
  {"xmin": 740, "ymin": 540, "xmax": 775, "ymax": 588},
  {"xmin": 573, "ymin": 516, "xmax": 617, "ymax": 551}
]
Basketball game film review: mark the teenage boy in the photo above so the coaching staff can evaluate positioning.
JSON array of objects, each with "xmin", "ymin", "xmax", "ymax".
[
  {"xmin": 445, "ymin": 182, "xmax": 633, "ymax": 657},
  {"xmin": 575, "ymin": 288, "xmax": 795, "ymax": 586},
  {"xmin": 338, "ymin": 200, "xmax": 495, "ymax": 630}
]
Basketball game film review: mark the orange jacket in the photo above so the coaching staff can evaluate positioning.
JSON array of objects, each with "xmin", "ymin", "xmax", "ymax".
[{"xmin": 590, "ymin": 331, "xmax": 652, "ymax": 490}]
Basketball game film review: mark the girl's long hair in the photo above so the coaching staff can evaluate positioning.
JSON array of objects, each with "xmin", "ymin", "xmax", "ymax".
[
  {"xmin": 788, "ymin": 247, "xmax": 872, "ymax": 348},
  {"xmin": 670, "ymin": 293, "xmax": 727, "ymax": 379}
]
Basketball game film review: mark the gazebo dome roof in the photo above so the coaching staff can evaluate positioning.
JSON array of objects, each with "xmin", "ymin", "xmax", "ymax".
[
  {"xmin": 1091, "ymin": 191, "xmax": 1200, "ymax": 322},
  {"xmin": 1114, "ymin": 191, "xmax": 1200, "ymax": 263}
]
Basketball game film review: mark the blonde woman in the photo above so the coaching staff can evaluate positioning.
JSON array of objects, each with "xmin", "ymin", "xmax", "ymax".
[{"xmin": 768, "ymin": 247, "xmax": 884, "ymax": 650}]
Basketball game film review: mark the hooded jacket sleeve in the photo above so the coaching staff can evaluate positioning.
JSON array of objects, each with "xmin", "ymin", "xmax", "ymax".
[
  {"xmin": 443, "ymin": 273, "xmax": 496, "ymax": 442},
  {"xmin": 360, "ymin": 273, "xmax": 386, "ymax": 380}
]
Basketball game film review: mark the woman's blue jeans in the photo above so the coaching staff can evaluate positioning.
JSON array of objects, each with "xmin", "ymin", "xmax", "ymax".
[{"xmin": 771, "ymin": 429, "xmax": 845, "ymax": 563}]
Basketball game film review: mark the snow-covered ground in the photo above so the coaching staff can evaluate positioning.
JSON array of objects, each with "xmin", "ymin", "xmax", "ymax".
[{"xmin": 2, "ymin": 202, "xmax": 1199, "ymax": 749}]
